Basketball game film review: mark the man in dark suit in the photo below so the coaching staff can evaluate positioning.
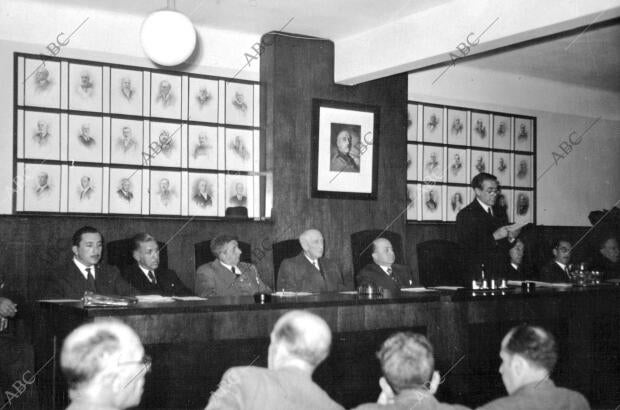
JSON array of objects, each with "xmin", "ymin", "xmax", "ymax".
[
  {"xmin": 456, "ymin": 173, "xmax": 517, "ymax": 283},
  {"xmin": 206, "ymin": 310, "xmax": 344, "ymax": 410},
  {"xmin": 356, "ymin": 238, "xmax": 415, "ymax": 295},
  {"xmin": 47, "ymin": 226, "xmax": 137, "ymax": 299},
  {"xmin": 120, "ymin": 233, "xmax": 192, "ymax": 296},
  {"xmin": 539, "ymin": 239, "xmax": 572, "ymax": 283},
  {"xmin": 195, "ymin": 235, "xmax": 271, "ymax": 297},
  {"xmin": 277, "ymin": 229, "xmax": 345, "ymax": 292},
  {"xmin": 504, "ymin": 239, "xmax": 533, "ymax": 281},
  {"xmin": 590, "ymin": 236, "xmax": 620, "ymax": 280}
]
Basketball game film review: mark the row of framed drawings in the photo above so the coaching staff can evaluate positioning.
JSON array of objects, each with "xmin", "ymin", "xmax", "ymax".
[
  {"xmin": 406, "ymin": 184, "xmax": 534, "ymax": 223},
  {"xmin": 13, "ymin": 162, "xmax": 261, "ymax": 217},
  {"xmin": 16, "ymin": 110, "xmax": 259, "ymax": 171},
  {"xmin": 16, "ymin": 54, "xmax": 259, "ymax": 126},
  {"xmin": 408, "ymin": 144, "xmax": 534, "ymax": 188},
  {"xmin": 408, "ymin": 103, "xmax": 535, "ymax": 152}
]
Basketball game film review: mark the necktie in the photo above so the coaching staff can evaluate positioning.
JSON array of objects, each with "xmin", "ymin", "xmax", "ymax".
[
  {"xmin": 487, "ymin": 207, "xmax": 493, "ymax": 216},
  {"xmin": 387, "ymin": 267, "xmax": 398, "ymax": 283},
  {"xmin": 232, "ymin": 267, "xmax": 238, "ymax": 275},
  {"xmin": 148, "ymin": 271, "xmax": 157, "ymax": 284},
  {"xmin": 314, "ymin": 260, "xmax": 326, "ymax": 281},
  {"xmin": 85, "ymin": 267, "xmax": 96, "ymax": 292}
]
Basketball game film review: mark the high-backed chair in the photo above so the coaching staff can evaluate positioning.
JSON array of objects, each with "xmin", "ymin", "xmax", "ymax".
[
  {"xmin": 350, "ymin": 230, "xmax": 404, "ymax": 275},
  {"xmin": 107, "ymin": 238, "xmax": 169, "ymax": 271},
  {"xmin": 272, "ymin": 239, "xmax": 303, "ymax": 288},
  {"xmin": 194, "ymin": 240, "xmax": 252, "ymax": 269},
  {"xmin": 416, "ymin": 240, "xmax": 463, "ymax": 286}
]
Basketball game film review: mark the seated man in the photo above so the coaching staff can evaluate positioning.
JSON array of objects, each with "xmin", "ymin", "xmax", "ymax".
[
  {"xmin": 120, "ymin": 233, "xmax": 193, "ymax": 296},
  {"xmin": 61, "ymin": 320, "xmax": 149, "ymax": 410},
  {"xmin": 206, "ymin": 310, "xmax": 344, "ymax": 410},
  {"xmin": 195, "ymin": 235, "xmax": 271, "ymax": 297},
  {"xmin": 504, "ymin": 239, "xmax": 533, "ymax": 281},
  {"xmin": 47, "ymin": 226, "xmax": 137, "ymax": 299},
  {"xmin": 356, "ymin": 238, "xmax": 415, "ymax": 294},
  {"xmin": 277, "ymin": 229, "xmax": 345, "ymax": 292},
  {"xmin": 352, "ymin": 332, "xmax": 469, "ymax": 410},
  {"xmin": 590, "ymin": 235, "xmax": 620, "ymax": 280},
  {"xmin": 477, "ymin": 325, "xmax": 589, "ymax": 410},
  {"xmin": 539, "ymin": 239, "xmax": 572, "ymax": 283}
]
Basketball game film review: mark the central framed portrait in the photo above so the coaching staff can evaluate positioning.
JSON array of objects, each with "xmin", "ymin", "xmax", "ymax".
[{"xmin": 311, "ymin": 99, "xmax": 380, "ymax": 199}]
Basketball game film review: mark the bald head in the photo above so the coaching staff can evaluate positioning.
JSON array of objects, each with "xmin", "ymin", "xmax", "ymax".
[
  {"xmin": 372, "ymin": 238, "xmax": 396, "ymax": 267},
  {"xmin": 268, "ymin": 310, "xmax": 332, "ymax": 372},
  {"xmin": 299, "ymin": 229, "xmax": 324, "ymax": 260}
]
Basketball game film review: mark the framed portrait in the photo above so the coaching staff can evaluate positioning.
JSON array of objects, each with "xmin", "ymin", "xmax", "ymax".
[
  {"xmin": 22, "ymin": 111, "xmax": 61, "ymax": 160},
  {"xmin": 470, "ymin": 150, "xmax": 490, "ymax": 177},
  {"xmin": 188, "ymin": 77, "xmax": 218, "ymax": 122},
  {"xmin": 188, "ymin": 125, "xmax": 218, "ymax": 169},
  {"xmin": 109, "ymin": 168, "xmax": 142, "ymax": 214},
  {"xmin": 149, "ymin": 170, "xmax": 181, "ymax": 215},
  {"xmin": 22, "ymin": 163, "xmax": 61, "ymax": 212},
  {"xmin": 407, "ymin": 104, "xmax": 418, "ymax": 141},
  {"xmin": 514, "ymin": 190, "xmax": 533, "ymax": 224},
  {"xmin": 149, "ymin": 122, "xmax": 182, "ymax": 167},
  {"xmin": 24, "ymin": 58, "xmax": 60, "ymax": 108},
  {"xmin": 150, "ymin": 73, "xmax": 182, "ymax": 119},
  {"xmin": 493, "ymin": 152, "xmax": 511, "ymax": 187},
  {"xmin": 226, "ymin": 175, "xmax": 252, "ymax": 215},
  {"xmin": 110, "ymin": 118, "xmax": 143, "ymax": 165},
  {"xmin": 68, "ymin": 63, "xmax": 103, "ymax": 112},
  {"xmin": 406, "ymin": 144, "xmax": 417, "ymax": 181},
  {"xmin": 188, "ymin": 172, "xmax": 218, "ymax": 216},
  {"xmin": 514, "ymin": 154, "xmax": 532, "ymax": 188},
  {"xmin": 447, "ymin": 147, "xmax": 467, "ymax": 184},
  {"xmin": 225, "ymin": 81, "xmax": 253, "ymax": 126},
  {"xmin": 446, "ymin": 186, "xmax": 467, "ymax": 222},
  {"xmin": 68, "ymin": 115, "xmax": 103, "ymax": 163},
  {"xmin": 406, "ymin": 184, "xmax": 419, "ymax": 221},
  {"xmin": 470, "ymin": 111, "xmax": 490, "ymax": 147},
  {"xmin": 68, "ymin": 166, "xmax": 103, "ymax": 213},
  {"xmin": 496, "ymin": 189, "xmax": 513, "ymax": 224},
  {"xmin": 311, "ymin": 99, "xmax": 379, "ymax": 199},
  {"xmin": 447, "ymin": 108, "xmax": 467, "ymax": 145},
  {"xmin": 421, "ymin": 185, "xmax": 442, "ymax": 221},
  {"xmin": 493, "ymin": 115, "xmax": 511, "ymax": 150},
  {"xmin": 225, "ymin": 128, "xmax": 253, "ymax": 172},
  {"xmin": 110, "ymin": 68, "xmax": 143, "ymax": 116},
  {"xmin": 422, "ymin": 145, "xmax": 444, "ymax": 183},
  {"xmin": 514, "ymin": 117, "xmax": 532, "ymax": 152},
  {"xmin": 422, "ymin": 105, "xmax": 443, "ymax": 143}
]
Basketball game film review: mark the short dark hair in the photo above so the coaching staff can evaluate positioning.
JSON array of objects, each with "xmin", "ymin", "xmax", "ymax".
[
  {"xmin": 210, "ymin": 235, "xmax": 238, "ymax": 258},
  {"xmin": 72, "ymin": 226, "xmax": 102, "ymax": 247},
  {"xmin": 471, "ymin": 173, "xmax": 497, "ymax": 190},
  {"xmin": 551, "ymin": 238, "xmax": 571, "ymax": 250},
  {"xmin": 131, "ymin": 233, "xmax": 157, "ymax": 252},
  {"xmin": 377, "ymin": 332, "xmax": 435, "ymax": 394},
  {"xmin": 504, "ymin": 325, "xmax": 557, "ymax": 373}
]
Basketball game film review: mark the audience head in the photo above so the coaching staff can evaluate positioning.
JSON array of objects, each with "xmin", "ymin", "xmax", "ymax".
[
  {"xmin": 552, "ymin": 239, "xmax": 572, "ymax": 265},
  {"xmin": 499, "ymin": 325, "xmax": 557, "ymax": 394},
  {"xmin": 268, "ymin": 310, "xmax": 331, "ymax": 373},
  {"xmin": 509, "ymin": 239, "xmax": 525, "ymax": 266},
  {"xmin": 599, "ymin": 236, "xmax": 619, "ymax": 264},
  {"xmin": 72, "ymin": 226, "xmax": 103, "ymax": 267},
  {"xmin": 132, "ymin": 233, "xmax": 160, "ymax": 271},
  {"xmin": 471, "ymin": 173, "xmax": 499, "ymax": 207},
  {"xmin": 299, "ymin": 229, "xmax": 324, "ymax": 260},
  {"xmin": 61, "ymin": 320, "xmax": 148, "ymax": 410},
  {"xmin": 372, "ymin": 238, "xmax": 396, "ymax": 267},
  {"xmin": 377, "ymin": 332, "xmax": 438, "ymax": 395},
  {"xmin": 210, "ymin": 235, "xmax": 242, "ymax": 266}
]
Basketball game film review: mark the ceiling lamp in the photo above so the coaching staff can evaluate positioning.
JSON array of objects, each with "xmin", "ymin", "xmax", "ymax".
[{"xmin": 140, "ymin": 1, "xmax": 197, "ymax": 66}]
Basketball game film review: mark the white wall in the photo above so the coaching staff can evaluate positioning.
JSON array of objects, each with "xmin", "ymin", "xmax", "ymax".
[
  {"xmin": 0, "ymin": 0, "xmax": 262, "ymax": 214},
  {"xmin": 409, "ymin": 65, "xmax": 620, "ymax": 226}
]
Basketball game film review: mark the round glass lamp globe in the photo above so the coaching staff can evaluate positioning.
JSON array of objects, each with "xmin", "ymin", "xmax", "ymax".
[{"xmin": 141, "ymin": 10, "xmax": 196, "ymax": 66}]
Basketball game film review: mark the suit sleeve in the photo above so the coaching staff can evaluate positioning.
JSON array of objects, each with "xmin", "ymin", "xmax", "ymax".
[
  {"xmin": 205, "ymin": 368, "xmax": 245, "ymax": 410},
  {"xmin": 167, "ymin": 269, "xmax": 193, "ymax": 296},
  {"xmin": 195, "ymin": 264, "xmax": 217, "ymax": 297},
  {"xmin": 46, "ymin": 272, "xmax": 68, "ymax": 299},
  {"xmin": 249, "ymin": 265, "xmax": 271, "ymax": 293},
  {"xmin": 276, "ymin": 259, "xmax": 297, "ymax": 291},
  {"xmin": 110, "ymin": 267, "xmax": 140, "ymax": 296}
]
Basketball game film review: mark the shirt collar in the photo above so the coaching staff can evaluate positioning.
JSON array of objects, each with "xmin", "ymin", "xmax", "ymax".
[
  {"xmin": 219, "ymin": 260, "xmax": 239, "ymax": 274},
  {"xmin": 138, "ymin": 265, "xmax": 155, "ymax": 281},
  {"xmin": 555, "ymin": 261, "xmax": 567, "ymax": 270},
  {"xmin": 476, "ymin": 198, "xmax": 492, "ymax": 214},
  {"xmin": 304, "ymin": 253, "xmax": 318, "ymax": 265},
  {"xmin": 511, "ymin": 262, "xmax": 520, "ymax": 270},
  {"xmin": 378, "ymin": 264, "xmax": 392, "ymax": 274},
  {"xmin": 73, "ymin": 257, "xmax": 94, "ymax": 280}
]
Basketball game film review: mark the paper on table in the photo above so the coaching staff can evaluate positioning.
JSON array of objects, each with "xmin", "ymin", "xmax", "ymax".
[
  {"xmin": 39, "ymin": 299, "xmax": 81, "ymax": 302},
  {"xmin": 400, "ymin": 287, "xmax": 436, "ymax": 292},
  {"xmin": 428, "ymin": 286, "xmax": 464, "ymax": 291},
  {"xmin": 172, "ymin": 296, "xmax": 207, "ymax": 301},
  {"xmin": 507, "ymin": 280, "xmax": 572, "ymax": 288},
  {"xmin": 135, "ymin": 295, "xmax": 176, "ymax": 303}
]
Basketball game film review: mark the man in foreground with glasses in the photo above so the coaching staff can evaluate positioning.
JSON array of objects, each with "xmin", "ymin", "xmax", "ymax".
[{"xmin": 61, "ymin": 320, "xmax": 150, "ymax": 410}]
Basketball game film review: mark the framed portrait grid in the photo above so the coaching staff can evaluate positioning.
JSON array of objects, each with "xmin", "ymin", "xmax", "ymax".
[
  {"xmin": 13, "ymin": 52, "xmax": 263, "ymax": 218},
  {"xmin": 406, "ymin": 102, "xmax": 535, "ymax": 223}
]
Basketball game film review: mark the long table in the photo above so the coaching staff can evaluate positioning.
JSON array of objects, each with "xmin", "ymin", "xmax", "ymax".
[{"xmin": 38, "ymin": 286, "xmax": 620, "ymax": 409}]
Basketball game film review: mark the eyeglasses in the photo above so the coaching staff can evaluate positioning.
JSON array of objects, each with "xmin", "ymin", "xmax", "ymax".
[{"xmin": 118, "ymin": 354, "xmax": 152, "ymax": 372}]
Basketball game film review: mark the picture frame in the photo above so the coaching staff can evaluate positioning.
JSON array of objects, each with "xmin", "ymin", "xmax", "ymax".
[
  {"xmin": 470, "ymin": 149, "xmax": 490, "ymax": 177},
  {"xmin": 226, "ymin": 174, "xmax": 252, "ymax": 216},
  {"xmin": 496, "ymin": 189, "xmax": 513, "ymax": 223},
  {"xmin": 68, "ymin": 166, "xmax": 103, "ymax": 213},
  {"xmin": 407, "ymin": 104, "xmax": 418, "ymax": 141},
  {"xmin": 110, "ymin": 67, "xmax": 143, "ymax": 116},
  {"xmin": 406, "ymin": 144, "xmax": 417, "ymax": 181},
  {"xmin": 225, "ymin": 81, "xmax": 254, "ymax": 126},
  {"xmin": 109, "ymin": 168, "xmax": 142, "ymax": 214},
  {"xmin": 110, "ymin": 118, "xmax": 143, "ymax": 165},
  {"xmin": 149, "ymin": 121, "xmax": 182, "ymax": 168},
  {"xmin": 492, "ymin": 151, "xmax": 511, "ymax": 187},
  {"xmin": 68, "ymin": 63, "xmax": 103, "ymax": 112},
  {"xmin": 514, "ymin": 117, "xmax": 532, "ymax": 152},
  {"xmin": 149, "ymin": 170, "xmax": 181, "ymax": 215},
  {"xmin": 24, "ymin": 58, "xmax": 61, "ymax": 108},
  {"xmin": 422, "ymin": 104, "xmax": 443, "ymax": 143},
  {"xmin": 470, "ymin": 111, "xmax": 490, "ymax": 147},
  {"xmin": 188, "ymin": 125, "xmax": 218, "ymax": 169},
  {"xmin": 514, "ymin": 190, "xmax": 533, "ymax": 224},
  {"xmin": 189, "ymin": 172, "xmax": 218, "ymax": 216},
  {"xmin": 150, "ymin": 73, "xmax": 182, "ymax": 119},
  {"xmin": 311, "ymin": 99, "xmax": 380, "ymax": 199},
  {"xmin": 447, "ymin": 147, "xmax": 467, "ymax": 184},
  {"xmin": 422, "ymin": 145, "xmax": 444, "ymax": 183},
  {"xmin": 406, "ymin": 184, "xmax": 419, "ymax": 221},
  {"xmin": 22, "ymin": 163, "xmax": 61, "ymax": 212},
  {"xmin": 22, "ymin": 110, "xmax": 61, "ymax": 160},
  {"xmin": 447, "ymin": 108, "xmax": 467, "ymax": 145},
  {"xmin": 68, "ymin": 114, "xmax": 103, "ymax": 163},
  {"xmin": 514, "ymin": 154, "xmax": 532, "ymax": 188},
  {"xmin": 421, "ymin": 184, "xmax": 442, "ymax": 221},
  {"xmin": 188, "ymin": 77, "xmax": 218, "ymax": 123},
  {"xmin": 446, "ymin": 186, "xmax": 468, "ymax": 222},
  {"xmin": 493, "ymin": 115, "xmax": 512, "ymax": 150},
  {"xmin": 225, "ymin": 128, "xmax": 253, "ymax": 172}
]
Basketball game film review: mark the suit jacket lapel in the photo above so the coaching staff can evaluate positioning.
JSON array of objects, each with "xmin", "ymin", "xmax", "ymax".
[{"xmin": 67, "ymin": 260, "xmax": 87, "ymax": 295}]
